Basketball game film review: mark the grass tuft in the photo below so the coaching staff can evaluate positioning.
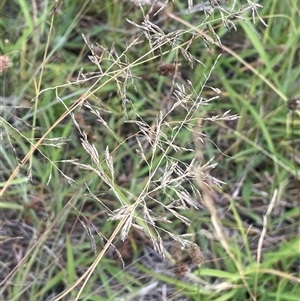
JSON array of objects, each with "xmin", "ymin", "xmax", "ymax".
[{"xmin": 1, "ymin": 0, "xmax": 299, "ymax": 300}]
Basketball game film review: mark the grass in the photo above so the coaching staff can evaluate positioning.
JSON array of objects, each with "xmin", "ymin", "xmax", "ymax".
[{"xmin": 1, "ymin": 0, "xmax": 300, "ymax": 300}]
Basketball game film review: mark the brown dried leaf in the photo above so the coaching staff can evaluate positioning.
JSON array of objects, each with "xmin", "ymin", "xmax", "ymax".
[{"xmin": 157, "ymin": 62, "xmax": 181, "ymax": 77}]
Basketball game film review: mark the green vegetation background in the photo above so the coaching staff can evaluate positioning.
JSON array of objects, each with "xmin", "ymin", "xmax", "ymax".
[{"xmin": 0, "ymin": 1, "xmax": 299, "ymax": 300}]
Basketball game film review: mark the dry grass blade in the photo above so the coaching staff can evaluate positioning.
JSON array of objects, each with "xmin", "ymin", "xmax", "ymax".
[{"xmin": 255, "ymin": 189, "xmax": 278, "ymax": 296}]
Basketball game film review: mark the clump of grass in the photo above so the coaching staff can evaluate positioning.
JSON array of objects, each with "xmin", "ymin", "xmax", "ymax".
[{"xmin": 1, "ymin": 0, "xmax": 299, "ymax": 300}]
